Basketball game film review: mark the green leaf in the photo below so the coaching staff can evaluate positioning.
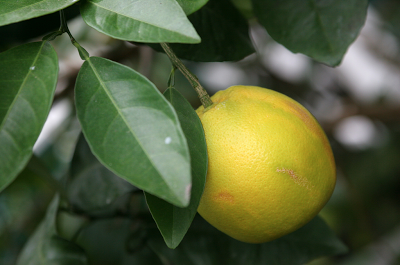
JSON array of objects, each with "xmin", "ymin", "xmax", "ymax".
[
  {"xmin": 260, "ymin": 216, "xmax": 348, "ymax": 264},
  {"xmin": 252, "ymin": 0, "xmax": 368, "ymax": 66},
  {"xmin": 149, "ymin": 0, "xmax": 255, "ymax": 62},
  {"xmin": 16, "ymin": 195, "xmax": 59, "ymax": 264},
  {"xmin": 0, "ymin": 4, "xmax": 80, "ymax": 44},
  {"xmin": 80, "ymin": 0, "xmax": 200, "ymax": 43},
  {"xmin": 16, "ymin": 195, "xmax": 89, "ymax": 265},
  {"xmin": 0, "ymin": 156, "xmax": 56, "ymax": 263},
  {"xmin": 67, "ymin": 134, "xmax": 136, "ymax": 214},
  {"xmin": 43, "ymin": 236, "xmax": 88, "ymax": 265},
  {"xmin": 231, "ymin": 0, "xmax": 254, "ymax": 19},
  {"xmin": 75, "ymin": 57, "xmax": 191, "ymax": 207},
  {"xmin": 145, "ymin": 88, "xmax": 207, "ymax": 249},
  {"xmin": 148, "ymin": 215, "xmax": 348, "ymax": 265},
  {"xmin": 76, "ymin": 218, "xmax": 163, "ymax": 265},
  {"xmin": 176, "ymin": 0, "xmax": 209, "ymax": 15},
  {"xmin": 0, "ymin": 0, "xmax": 78, "ymax": 27},
  {"xmin": 0, "ymin": 41, "xmax": 58, "ymax": 192}
]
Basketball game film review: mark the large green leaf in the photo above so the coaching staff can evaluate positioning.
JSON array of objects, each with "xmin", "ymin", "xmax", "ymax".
[
  {"xmin": 0, "ymin": 156, "xmax": 56, "ymax": 265},
  {"xmin": 252, "ymin": 0, "xmax": 368, "ymax": 66},
  {"xmin": 80, "ymin": 0, "xmax": 200, "ymax": 43},
  {"xmin": 67, "ymin": 134, "xmax": 136, "ymax": 214},
  {"xmin": 16, "ymin": 195, "xmax": 88, "ymax": 265},
  {"xmin": 0, "ymin": 41, "xmax": 58, "ymax": 192},
  {"xmin": 176, "ymin": 0, "xmax": 209, "ymax": 15},
  {"xmin": 75, "ymin": 57, "xmax": 191, "ymax": 207},
  {"xmin": 149, "ymin": 0, "xmax": 254, "ymax": 61},
  {"xmin": 0, "ymin": 4, "xmax": 80, "ymax": 46},
  {"xmin": 0, "ymin": 0, "xmax": 78, "ymax": 27},
  {"xmin": 76, "ymin": 218, "xmax": 163, "ymax": 265},
  {"xmin": 148, "ymin": 215, "xmax": 348, "ymax": 265},
  {"xmin": 145, "ymin": 88, "xmax": 207, "ymax": 249}
]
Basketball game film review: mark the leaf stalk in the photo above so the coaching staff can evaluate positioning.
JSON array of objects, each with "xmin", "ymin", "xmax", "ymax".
[
  {"xmin": 160, "ymin": 43, "xmax": 213, "ymax": 108},
  {"xmin": 61, "ymin": 10, "xmax": 90, "ymax": 60}
]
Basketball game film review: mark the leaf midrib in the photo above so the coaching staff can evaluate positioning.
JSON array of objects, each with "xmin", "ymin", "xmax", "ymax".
[
  {"xmin": 89, "ymin": 1, "xmax": 197, "ymax": 41},
  {"xmin": 0, "ymin": 0, "xmax": 49, "ymax": 16},
  {"xmin": 0, "ymin": 41, "xmax": 45, "ymax": 135},
  {"xmin": 85, "ymin": 58, "xmax": 180, "ymax": 203},
  {"xmin": 308, "ymin": 0, "xmax": 334, "ymax": 52},
  {"xmin": 0, "ymin": 0, "xmax": 72, "ymax": 16}
]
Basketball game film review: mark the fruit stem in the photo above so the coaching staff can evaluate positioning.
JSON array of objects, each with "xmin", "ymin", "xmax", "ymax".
[{"xmin": 160, "ymin": 43, "xmax": 213, "ymax": 108}]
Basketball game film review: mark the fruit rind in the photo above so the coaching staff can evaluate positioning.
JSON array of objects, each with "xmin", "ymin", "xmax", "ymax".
[{"xmin": 196, "ymin": 85, "xmax": 336, "ymax": 243}]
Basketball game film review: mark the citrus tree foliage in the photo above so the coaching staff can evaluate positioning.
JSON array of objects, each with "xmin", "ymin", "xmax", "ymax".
[{"xmin": 0, "ymin": 0, "xmax": 367, "ymax": 263}]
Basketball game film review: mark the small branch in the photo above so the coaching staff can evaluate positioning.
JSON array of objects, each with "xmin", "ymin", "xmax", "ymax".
[
  {"xmin": 160, "ymin": 43, "xmax": 213, "ymax": 108},
  {"xmin": 59, "ymin": 10, "xmax": 90, "ymax": 61},
  {"xmin": 42, "ymin": 11, "xmax": 67, "ymax": 41}
]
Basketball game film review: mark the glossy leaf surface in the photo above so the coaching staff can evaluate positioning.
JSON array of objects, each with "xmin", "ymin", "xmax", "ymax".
[
  {"xmin": 253, "ymin": 0, "xmax": 368, "ymax": 66},
  {"xmin": 148, "ymin": 215, "xmax": 348, "ymax": 265},
  {"xmin": 16, "ymin": 196, "xmax": 88, "ymax": 265},
  {"xmin": 80, "ymin": 0, "xmax": 200, "ymax": 43},
  {"xmin": 0, "ymin": 0, "xmax": 78, "ymax": 26},
  {"xmin": 145, "ymin": 88, "xmax": 207, "ymax": 249},
  {"xmin": 150, "ymin": 0, "xmax": 254, "ymax": 61},
  {"xmin": 75, "ymin": 57, "xmax": 191, "ymax": 207},
  {"xmin": 67, "ymin": 134, "xmax": 136, "ymax": 214},
  {"xmin": 0, "ymin": 41, "xmax": 58, "ymax": 192}
]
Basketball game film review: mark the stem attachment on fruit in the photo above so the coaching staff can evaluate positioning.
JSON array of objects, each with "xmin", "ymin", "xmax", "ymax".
[{"xmin": 160, "ymin": 43, "xmax": 213, "ymax": 108}]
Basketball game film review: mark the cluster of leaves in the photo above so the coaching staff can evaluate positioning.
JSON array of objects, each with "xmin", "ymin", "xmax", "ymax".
[{"xmin": 0, "ymin": 0, "xmax": 368, "ymax": 264}]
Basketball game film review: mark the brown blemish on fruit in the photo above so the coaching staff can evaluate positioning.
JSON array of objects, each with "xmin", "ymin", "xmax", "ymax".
[
  {"xmin": 214, "ymin": 192, "xmax": 234, "ymax": 203},
  {"xmin": 276, "ymin": 168, "xmax": 313, "ymax": 190}
]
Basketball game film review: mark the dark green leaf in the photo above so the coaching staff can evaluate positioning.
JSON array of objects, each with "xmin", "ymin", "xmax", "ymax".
[
  {"xmin": 252, "ymin": 0, "xmax": 368, "ymax": 66},
  {"xmin": 67, "ymin": 134, "xmax": 136, "ymax": 214},
  {"xmin": 149, "ymin": 0, "xmax": 255, "ymax": 61},
  {"xmin": 0, "ymin": 4, "xmax": 80, "ymax": 45},
  {"xmin": 231, "ymin": 0, "xmax": 254, "ymax": 19},
  {"xmin": 148, "ymin": 215, "xmax": 348, "ymax": 265},
  {"xmin": 0, "ymin": 156, "xmax": 56, "ymax": 265},
  {"xmin": 0, "ymin": 41, "xmax": 58, "ymax": 192},
  {"xmin": 145, "ymin": 88, "xmax": 207, "ymax": 249},
  {"xmin": 43, "ymin": 236, "xmax": 88, "ymax": 265},
  {"xmin": 75, "ymin": 57, "xmax": 191, "ymax": 207},
  {"xmin": 16, "ymin": 195, "xmax": 59, "ymax": 264},
  {"xmin": 76, "ymin": 218, "xmax": 163, "ymax": 265},
  {"xmin": 176, "ymin": 0, "xmax": 209, "ymax": 15},
  {"xmin": 57, "ymin": 211, "xmax": 90, "ymax": 242},
  {"xmin": 0, "ymin": 0, "xmax": 78, "ymax": 27},
  {"xmin": 80, "ymin": 0, "xmax": 200, "ymax": 43},
  {"xmin": 16, "ymin": 196, "xmax": 89, "ymax": 265}
]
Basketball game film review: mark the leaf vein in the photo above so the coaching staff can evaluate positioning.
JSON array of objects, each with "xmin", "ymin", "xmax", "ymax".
[
  {"xmin": 0, "ymin": 42, "xmax": 46, "ymax": 137},
  {"xmin": 85, "ymin": 58, "xmax": 174, "ymax": 195}
]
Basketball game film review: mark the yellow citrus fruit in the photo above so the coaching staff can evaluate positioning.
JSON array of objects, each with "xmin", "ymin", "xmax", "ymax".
[{"xmin": 196, "ymin": 85, "xmax": 336, "ymax": 244}]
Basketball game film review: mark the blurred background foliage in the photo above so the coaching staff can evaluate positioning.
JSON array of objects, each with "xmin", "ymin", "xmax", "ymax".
[{"xmin": 1, "ymin": 0, "xmax": 400, "ymax": 264}]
